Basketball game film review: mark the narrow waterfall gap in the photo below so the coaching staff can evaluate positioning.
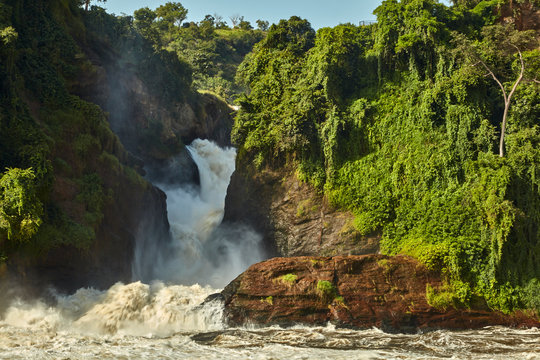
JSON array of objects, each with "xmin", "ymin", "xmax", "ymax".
[{"xmin": 133, "ymin": 138, "xmax": 263, "ymax": 288}]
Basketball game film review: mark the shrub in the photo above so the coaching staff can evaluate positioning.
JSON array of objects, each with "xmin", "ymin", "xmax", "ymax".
[{"xmin": 316, "ymin": 280, "xmax": 335, "ymax": 300}]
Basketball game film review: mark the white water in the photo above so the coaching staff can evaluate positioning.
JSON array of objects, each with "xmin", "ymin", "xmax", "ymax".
[
  {"xmin": 132, "ymin": 138, "xmax": 263, "ymax": 287},
  {"xmin": 1, "ymin": 139, "xmax": 539, "ymax": 359}
]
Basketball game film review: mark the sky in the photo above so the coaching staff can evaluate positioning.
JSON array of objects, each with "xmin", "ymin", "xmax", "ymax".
[{"xmin": 101, "ymin": 0, "xmax": 383, "ymax": 29}]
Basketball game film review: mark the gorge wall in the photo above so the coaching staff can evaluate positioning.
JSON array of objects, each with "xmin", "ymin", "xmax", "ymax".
[{"xmin": 224, "ymin": 164, "xmax": 380, "ymax": 258}]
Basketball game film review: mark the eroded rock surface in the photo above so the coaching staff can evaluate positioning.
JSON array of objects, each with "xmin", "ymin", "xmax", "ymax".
[
  {"xmin": 222, "ymin": 255, "xmax": 539, "ymax": 332},
  {"xmin": 224, "ymin": 168, "xmax": 379, "ymax": 257}
]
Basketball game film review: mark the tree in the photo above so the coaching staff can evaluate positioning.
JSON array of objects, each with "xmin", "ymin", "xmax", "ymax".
[
  {"xmin": 134, "ymin": 7, "xmax": 158, "ymax": 42},
  {"xmin": 213, "ymin": 13, "xmax": 228, "ymax": 29},
  {"xmin": 229, "ymin": 14, "xmax": 241, "ymax": 28},
  {"xmin": 264, "ymin": 16, "xmax": 316, "ymax": 55},
  {"xmin": 256, "ymin": 19, "xmax": 269, "ymax": 31},
  {"xmin": 0, "ymin": 168, "xmax": 43, "ymax": 242},
  {"xmin": 155, "ymin": 2, "xmax": 188, "ymax": 28},
  {"xmin": 199, "ymin": 15, "xmax": 216, "ymax": 38},
  {"xmin": 238, "ymin": 18, "xmax": 253, "ymax": 30},
  {"xmin": 456, "ymin": 25, "xmax": 539, "ymax": 157},
  {"xmin": 200, "ymin": 14, "xmax": 215, "ymax": 27},
  {"xmin": 373, "ymin": 0, "xmax": 449, "ymax": 77},
  {"xmin": 83, "ymin": 0, "xmax": 106, "ymax": 11}
]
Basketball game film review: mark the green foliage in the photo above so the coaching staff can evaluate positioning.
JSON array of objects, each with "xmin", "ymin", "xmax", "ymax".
[
  {"xmin": 0, "ymin": 168, "xmax": 43, "ymax": 242},
  {"xmin": 261, "ymin": 296, "xmax": 273, "ymax": 305},
  {"xmin": 426, "ymin": 282, "xmax": 471, "ymax": 310},
  {"xmin": 316, "ymin": 280, "xmax": 336, "ymax": 300},
  {"xmin": 0, "ymin": 0, "xmax": 167, "ymax": 261},
  {"xmin": 132, "ymin": 4, "xmax": 264, "ymax": 103},
  {"xmin": 76, "ymin": 173, "xmax": 105, "ymax": 228},
  {"xmin": 155, "ymin": 2, "xmax": 187, "ymax": 29},
  {"xmin": 521, "ymin": 279, "xmax": 540, "ymax": 314},
  {"xmin": 280, "ymin": 273, "xmax": 298, "ymax": 285},
  {"xmin": 0, "ymin": 26, "xmax": 17, "ymax": 45},
  {"xmin": 264, "ymin": 16, "xmax": 315, "ymax": 55},
  {"xmin": 233, "ymin": 0, "xmax": 540, "ymax": 313}
]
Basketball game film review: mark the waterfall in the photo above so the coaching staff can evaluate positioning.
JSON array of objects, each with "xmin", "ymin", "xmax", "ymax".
[
  {"xmin": 132, "ymin": 139, "xmax": 263, "ymax": 288},
  {"xmin": 0, "ymin": 139, "xmax": 263, "ymax": 340}
]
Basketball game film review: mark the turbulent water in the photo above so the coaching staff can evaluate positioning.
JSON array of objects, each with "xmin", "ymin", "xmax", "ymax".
[
  {"xmin": 1, "ymin": 139, "xmax": 539, "ymax": 359},
  {"xmin": 1, "ymin": 300, "xmax": 539, "ymax": 360}
]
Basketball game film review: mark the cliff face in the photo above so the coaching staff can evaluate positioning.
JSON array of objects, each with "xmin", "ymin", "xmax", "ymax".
[
  {"xmin": 499, "ymin": 1, "xmax": 540, "ymax": 33},
  {"xmin": 33, "ymin": 172, "xmax": 169, "ymax": 292},
  {"xmin": 222, "ymin": 255, "xmax": 539, "ymax": 331},
  {"xmin": 224, "ymin": 165, "xmax": 379, "ymax": 258},
  {"xmin": 73, "ymin": 34, "xmax": 233, "ymax": 163}
]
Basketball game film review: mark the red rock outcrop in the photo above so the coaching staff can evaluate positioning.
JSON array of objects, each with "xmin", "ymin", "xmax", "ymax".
[{"xmin": 222, "ymin": 255, "xmax": 539, "ymax": 332}]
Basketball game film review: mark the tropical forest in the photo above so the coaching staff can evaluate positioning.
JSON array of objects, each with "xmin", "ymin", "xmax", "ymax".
[{"xmin": 0, "ymin": 0, "xmax": 539, "ymax": 358}]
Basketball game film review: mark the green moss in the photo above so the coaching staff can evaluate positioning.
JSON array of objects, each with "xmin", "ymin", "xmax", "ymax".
[
  {"xmin": 316, "ymin": 280, "xmax": 336, "ymax": 300},
  {"xmin": 279, "ymin": 273, "xmax": 298, "ymax": 286},
  {"xmin": 122, "ymin": 166, "xmax": 147, "ymax": 188},
  {"xmin": 333, "ymin": 295, "xmax": 348, "ymax": 309},
  {"xmin": 296, "ymin": 199, "xmax": 317, "ymax": 218},
  {"xmin": 260, "ymin": 296, "xmax": 273, "ymax": 305},
  {"xmin": 310, "ymin": 258, "xmax": 326, "ymax": 267}
]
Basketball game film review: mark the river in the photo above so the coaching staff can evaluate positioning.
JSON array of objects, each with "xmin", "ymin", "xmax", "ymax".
[{"xmin": 1, "ymin": 139, "xmax": 538, "ymax": 359}]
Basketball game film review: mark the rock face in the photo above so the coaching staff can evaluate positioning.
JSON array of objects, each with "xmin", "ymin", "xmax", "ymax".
[
  {"xmin": 33, "ymin": 176, "xmax": 169, "ymax": 292},
  {"xmin": 224, "ymin": 167, "xmax": 379, "ymax": 257},
  {"xmin": 499, "ymin": 1, "xmax": 540, "ymax": 32},
  {"xmin": 222, "ymin": 255, "xmax": 539, "ymax": 332}
]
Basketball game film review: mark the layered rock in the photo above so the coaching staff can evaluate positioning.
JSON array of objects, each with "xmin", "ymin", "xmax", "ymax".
[
  {"xmin": 221, "ymin": 255, "xmax": 539, "ymax": 332},
  {"xmin": 224, "ymin": 168, "xmax": 379, "ymax": 257}
]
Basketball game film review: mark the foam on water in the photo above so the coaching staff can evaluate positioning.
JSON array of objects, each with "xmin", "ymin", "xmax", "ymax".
[{"xmin": 1, "ymin": 282, "xmax": 222, "ymax": 337}]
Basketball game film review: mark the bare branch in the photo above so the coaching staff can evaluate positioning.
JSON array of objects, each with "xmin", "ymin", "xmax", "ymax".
[
  {"xmin": 478, "ymin": 60, "xmax": 507, "ymax": 102},
  {"xmin": 506, "ymin": 47, "xmax": 524, "ymax": 104},
  {"xmin": 499, "ymin": 45, "xmax": 525, "ymax": 158}
]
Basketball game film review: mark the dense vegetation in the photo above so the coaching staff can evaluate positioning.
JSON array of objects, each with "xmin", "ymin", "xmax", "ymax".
[
  {"xmin": 132, "ymin": 2, "xmax": 267, "ymax": 102},
  {"xmin": 233, "ymin": 0, "xmax": 540, "ymax": 312}
]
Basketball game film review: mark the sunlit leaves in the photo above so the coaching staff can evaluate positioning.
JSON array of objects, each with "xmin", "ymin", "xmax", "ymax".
[{"xmin": 0, "ymin": 168, "xmax": 43, "ymax": 242}]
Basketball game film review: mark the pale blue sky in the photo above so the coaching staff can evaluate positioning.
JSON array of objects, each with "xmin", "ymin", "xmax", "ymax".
[{"xmin": 102, "ymin": 0, "xmax": 383, "ymax": 29}]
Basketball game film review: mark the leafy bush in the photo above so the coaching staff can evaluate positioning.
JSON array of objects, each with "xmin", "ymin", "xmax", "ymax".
[{"xmin": 0, "ymin": 168, "xmax": 43, "ymax": 242}]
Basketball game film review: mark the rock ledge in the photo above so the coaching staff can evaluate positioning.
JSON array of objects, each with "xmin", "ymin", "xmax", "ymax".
[{"xmin": 221, "ymin": 255, "xmax": 539, "ymax": 332}]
